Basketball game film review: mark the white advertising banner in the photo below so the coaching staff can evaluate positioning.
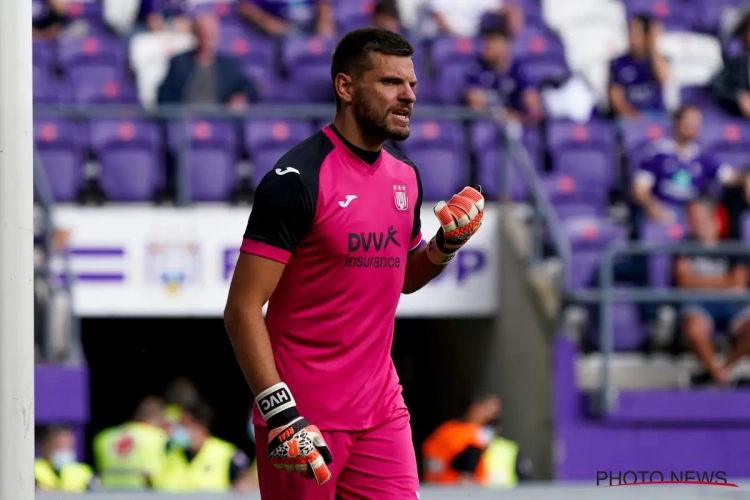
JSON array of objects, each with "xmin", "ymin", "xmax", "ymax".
[{"xmin": 52, "ymin": 204, "xmax": 500, "ymax": 317}]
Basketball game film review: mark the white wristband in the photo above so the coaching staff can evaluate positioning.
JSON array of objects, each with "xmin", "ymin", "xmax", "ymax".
[
  {"xmin": 426, "ymin": 236, "xmax": 456, "ymax": 265},
  {"xmin": 255, "ymin": 382, "xmax": 296, "ymax": 422}
]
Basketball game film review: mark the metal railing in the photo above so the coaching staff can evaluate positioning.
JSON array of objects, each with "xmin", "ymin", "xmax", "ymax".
[
  {"xmin": 568, "ymin": 242, "xmax": 750, "ymax": 414},
  {"xmin": 34, "ymin": 103, "xmax": 570, "ymax": 269}
]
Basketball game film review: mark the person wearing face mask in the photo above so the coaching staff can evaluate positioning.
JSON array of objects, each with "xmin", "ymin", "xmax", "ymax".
[
  {"xmin": 421, "ymin": 392, "xmax": 501, "ymax": 485},
  {"xmin": 163, "ymin": 376, "xmax": 200, "ymax": 433},
  {"xmin": 155, "ymin": 400, "xmax": 252, "ymax": 492},
  {"xmin": 92, "ymin": 396, "xmax": 170, "ymax": 490},
  {"xmin": 35, "ymin": 427, "xmax": 96, "ymax": 492},
  {"xmin": 481, "ymin": 404, "xmax": 533, "ymax": 488}
]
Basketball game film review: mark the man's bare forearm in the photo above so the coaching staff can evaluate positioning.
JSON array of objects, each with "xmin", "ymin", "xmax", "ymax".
[
  {"xmin": 225, "ymin": 309, "xmax": 280, "ymax": 396},
  {"xmin": 402, "ymin": 245, "xmax": 445, "ymax": 294}
]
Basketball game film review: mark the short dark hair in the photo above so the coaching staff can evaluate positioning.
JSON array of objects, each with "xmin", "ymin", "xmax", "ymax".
[
  {"xmin": 182, "ymin": 400, "xmax": 214, "ymax": 427},
  {"xmin": 673, "ymin": 103, "xmax": 700, "ymax": 122},
  {"xmin": 330, "ymin": 28, "xmax": 414, "ymax": 106}
]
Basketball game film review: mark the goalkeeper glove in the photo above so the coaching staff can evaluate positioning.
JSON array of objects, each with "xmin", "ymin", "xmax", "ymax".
[
  {"xmin": 426, "ymin": 185, "xmax": 485, "ymax": 265},
  {"xmin": 256, "ymin": 383, "xmax": 333, "ymax": 485}
]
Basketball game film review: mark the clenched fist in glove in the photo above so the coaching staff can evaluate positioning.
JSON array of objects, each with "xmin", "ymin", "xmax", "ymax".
[
  {"xmin": 256, "ymin": 383, "xmax": 333, "ymax": 485},
  {"xmin": 426, "ymin": 186, "xmax": 485, "ymax": 265}
]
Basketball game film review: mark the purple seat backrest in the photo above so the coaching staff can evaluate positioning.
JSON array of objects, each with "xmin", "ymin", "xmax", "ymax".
[
  {"xmin": 218, "ymin": 26, "xmax": 274, "ymax": 67},
  {"xmin": 283, "ymin": 35, "xmax": 337, "ymax": 68},
  {"xmin": 58, "ymin": 33, "xmax": 126, "ymax": 68},
  {"xmin": 335, "ymin": 0, "xmax": 373, "ymax": 26},
  {"xmin": 701, "ymin": 119, "xmax": 750, "ymax": 169},
  {"xmin": 641, "ymin": 221, "xmax": 685, "ymax": 287},
  {"xmin": 89, "ymin": 120, "xmax": 160, "ymax": 153},
  {"xmin": 548, "ymin": 119, "xmax": 616, "ymax": 186},
  {"xmin": 564, "ymin": 217, "xmax": 626, "ymax": 289},
  {"xmin": 167, "ymin": 119, "xmax": 237, "ymax": 153},
  {"xmin": 512, "ymin": 26, "xmax": 566, "ymax": 59},
  {"xmin": 431, "ymin": 36, "xmax": 480, "ymax": 68}
]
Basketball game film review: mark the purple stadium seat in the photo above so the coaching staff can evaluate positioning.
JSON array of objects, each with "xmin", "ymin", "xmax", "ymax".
[
  {"xmin": 701, "ymin": 119, "xmax": 750, "ymax": 169},
  {"xmin": 622, "ymin": 0, "xmax": 697, "ymax": 31},
  {"xmin": 620, "ymin": 117, "xmax": 671, "ymax": 175},
  {"xmin": 89, "ymin": 120, "xmax": 161, "ymax": 201},
  {"xmin": 542, "ymin": 174, "xmax": 606, "ymax": 219},
  {"xmin": 34, "ymin": 74, "xmax": 73, "ymax": 105},
  {"xmin": 33, "ymin": 39, "xmax": 56, "ymax": 72},
  {"xmin": 72, "ymin": 73, "xmax": 139, "ymax": 105},
  {"xmin": 398, "ymin": 120, "xmax": 467, "ymax": 201},
  {"xmin": 58, "ymin": 34, "xmax": 126, "ymax": 73},
  {"xmin": 641, "ymin": 221, "xmax": 685, "ymax": 287},
  {"xmin": 512, "ymin": 26, "xmax": 565, "ymax": 59},
  {"xmin": 588, "ymin": 302, "xmax": 649, "ymax": 351},
  {"xmin": 470, "ymin": 119, "xmax": 541, "ymax": 200},
  {"xmin": 34, "ymin": 119, "xmax": 86, "ymax": 202},
  {"xmin": 431, "ymin": 37, "xmax": 480, "ymax": 104},
  {"xmin": 335, "ymin": 0, "xmax": 373, "ymax": 31},
  {"xmin": 65, "ymin": 0, "xmax": 105, "ymax": 27},
  {"xmin": 282, "ymin": 36, "xmax": 338, "ymax": 103},
  {"xmin": 168, "ymin": 120, "xmax": 238, "ymax": 201},
  {"xmin": 218, "ymin": 24, "xmax": 274, "ymax": 67},
  {"xmin": 245, "ymin": 120, "xmax": 315, "ymax": 188},
  {"xmin": 563, "ymin": 216, "xmax": 626, "ymax": 289},
  {"xmin": 547, "ymin": 119, "xmax": 616, "ymax": 191}
]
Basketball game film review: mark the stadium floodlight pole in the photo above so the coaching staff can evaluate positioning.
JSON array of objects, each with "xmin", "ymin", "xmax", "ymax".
[{"xmin": 0, "ymin": 0, "xmax": 36, "ymax": 498}]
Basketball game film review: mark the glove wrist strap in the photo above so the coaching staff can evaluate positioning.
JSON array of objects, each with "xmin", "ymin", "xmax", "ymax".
[
  {"xmin": 427, "ymin": 235, "xmax": 457, "ymax": 265},
  {"xmin": 256, "ymin": 382, "xmax": 298, "ymax": 426}
]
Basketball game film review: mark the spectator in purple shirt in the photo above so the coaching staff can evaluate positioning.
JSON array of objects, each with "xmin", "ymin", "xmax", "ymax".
[
  {"xmin": 138, "ymin": 0, "xmax": 192, "ymax": 33},
  {"xmin": 608, "ymin": 15, "xmax": 670, "ymax": 118},
  {"xmin": 465, "ymin": 26, "xmax": 543, "ymax": 123},
  {"xmin": 631, "ymin": 105, "xmax": 741, "ymax": 225},
  {"xmin": 238, "ymin": 0, "xmax": 335, "ymax": 36}
]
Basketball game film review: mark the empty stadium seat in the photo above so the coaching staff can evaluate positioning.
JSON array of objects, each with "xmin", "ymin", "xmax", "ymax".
[
  {"xmin": 512, "ymin": 26, "xmax": 569, "ymax": 84},
  {"xmin": 701, "ymin": 119, "xmax": 750, "ymax": 169},
  {"xmin": 58, "ymin": 32, "xmax": 126, "ymax": 69},
  {"xmin": 564, "ymin": 216, "xmax": 626, "ymax": 289},
  {"xmin": 547, "ymin": 119, "xmax": 616, "ymax": 191},
  {"xmin": 431, "ymin": 36, "xmax": 479, "ymax": 104},
  {"xmin": 398, "ymin": 120, "xmax": 467, "ymax": 201},
  {"xmin": 541, "ymin": 174, "xmax": 606, "ymax": 219},
  {"xmin": 34, "ymin": 119, "xmax": 87, "ymax": 202},
  {"xmin": 245, "ymin": 120, "xmax": 315, "ymax": 187},
  {"xmin": 620, "ymin": 117, "xmax": 671, "ymax": 175},
  {"xmin": 335, "ymin": 0, "xmax": 374, "ymax": 32},
  {"xmin": 168, "ymin": 120, "xmax": 238, "ymax": 201},
  {"xmin": 90, "ymin": 120, "xmax": 161, "ymax": 201},
  {"xmin": 641, "ymin": 220, "xmax": 685, "ymax": 288},
  {"xmin": 282, "ymin": 36, "xmax": 338, "ymax": 103}
]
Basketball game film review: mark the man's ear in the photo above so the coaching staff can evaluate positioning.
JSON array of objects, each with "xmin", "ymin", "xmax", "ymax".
[{"xmin": 334, "ymin": 73, "xmax": 354, "ymax": 105}]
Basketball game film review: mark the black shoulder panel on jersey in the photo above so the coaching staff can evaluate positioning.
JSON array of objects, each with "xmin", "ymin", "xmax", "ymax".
[
  {"xmin": 243, "ymin": 131, "xmax": 335, "ymax": 253},
  {"xmin": 384, "ymin": 144, "xmax": 424, "ymax": 242}
]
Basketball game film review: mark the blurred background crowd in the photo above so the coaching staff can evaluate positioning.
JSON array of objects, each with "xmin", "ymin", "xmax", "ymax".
[{"xmin": 31, "ymin": 0, "xmax": 750, "ymax": 493}]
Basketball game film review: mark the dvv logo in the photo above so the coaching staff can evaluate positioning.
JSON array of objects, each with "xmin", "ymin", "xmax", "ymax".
[{"xmin": 345, "ymin": 226, "xmax": 402, "ymax": 268}]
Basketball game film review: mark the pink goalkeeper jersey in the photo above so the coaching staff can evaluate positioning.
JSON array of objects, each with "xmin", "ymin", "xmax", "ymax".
[{"xmin": 242, "ymin": 124, "xmax": 424, "ymax": 431}]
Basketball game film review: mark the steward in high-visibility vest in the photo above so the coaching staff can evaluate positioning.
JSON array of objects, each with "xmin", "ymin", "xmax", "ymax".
[
  {"xmin": 93, "ymin": 396, "xmax": 169, "ymax": 490},
  {"xmin": 154, "ymin": 400, "xmax": 251, "ymax": 492},
  {"xmin": 422, "ymin": 393, "xmax": 501, "ymax": 484},
  {"xmin": 163, "ymin": 377, "xmax": 200, "ymax": 431},
  {"xmin": 35, "ymin": 427, "xmax": 96, "ymax": 492},
  {"xmin": 483, "ymin": 436, "xmax": 533, "ymax": 487}
]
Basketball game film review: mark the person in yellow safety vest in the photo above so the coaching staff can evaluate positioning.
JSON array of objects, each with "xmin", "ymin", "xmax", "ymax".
[
  {"xmin": 482, "ymin": 412, "xmax": 533, "ymax": 488},
  {"xmin": 163, "ymin": 376, "xmax": 200, "ymax": 432},
  {"xmin": 92, "ymin": 396, "xmax": 170, "ymax": 490},
  {"xmin": 155, "ymin": 400, "xmax": 253, "ymax": 492},
  {"xmin": 35, "ymin": 426, "xmax": 97, "ymax": 492},
  {"xmin": 423, "ymin": 392, "xmax": 506, "ymax": 485}
]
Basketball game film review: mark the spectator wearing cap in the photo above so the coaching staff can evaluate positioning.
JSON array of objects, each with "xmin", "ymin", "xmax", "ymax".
[
  {"xmin": 608, "ymin": 14, "xmax": 670, "ymax": 119},
  {"xmin": 464, "ymin": 26, "xmax": 543, "ymax": 124},
  {"xmin": 709, "ymin": 11, "xmax": 750, "ymax": 118},
  {"xmin": 238, "ymin": 0, "xmax": 335, "ymax": 36},
  {"xmin": 157, "ymin": 12, "xmax": 258, "ymax": 109}
]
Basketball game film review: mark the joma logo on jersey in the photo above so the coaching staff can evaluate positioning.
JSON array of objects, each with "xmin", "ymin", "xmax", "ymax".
[{"xmin": 345, "ymin": 227, "xmax": 402, "ymax": 268}]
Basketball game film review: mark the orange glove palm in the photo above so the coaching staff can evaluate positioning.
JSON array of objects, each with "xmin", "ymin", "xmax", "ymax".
[{"xmin": 427, "ymin": 186, "xmax": 485, "ymax": 265}]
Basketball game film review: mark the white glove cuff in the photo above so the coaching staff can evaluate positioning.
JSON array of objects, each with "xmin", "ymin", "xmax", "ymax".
[
  {"xmin": 427, "ymin": 235, "xmax": 457, "ymax": 265},
  {"xmin": 256, "ymin": 382, "xmax": 296, "ymax": 422}
]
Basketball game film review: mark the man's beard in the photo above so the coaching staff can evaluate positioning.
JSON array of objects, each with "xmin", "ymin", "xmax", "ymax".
[{"xmin": 354, "ymin": 96, "xmax": 410, "ymax": 143}]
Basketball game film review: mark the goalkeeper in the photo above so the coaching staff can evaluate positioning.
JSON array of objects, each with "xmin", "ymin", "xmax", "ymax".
[{"xmin": 224, "ymin": 28, "xmax": 485, "ymax": 500}]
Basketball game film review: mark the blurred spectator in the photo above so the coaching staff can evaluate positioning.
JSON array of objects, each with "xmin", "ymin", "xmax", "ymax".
[
  {"xmin": 465, "ymin": 26, "xmax": 542, "ymax": 124},
  {"xmin": 482, "ymin": 403, "xmax": 532, "ymax": 488},
  {"xmin": 163, "ymin": 376, "xmax": 200, "ymax": 431},
  {"xmin": 372, "ymin": 0, "xmax": 404, "ymax": 35},
  {"xmin": 35, "ymin": 427, "xmax": 96, "ymax": 492},
  {"xmin": 237, "ymin": 0, "xmax": 335, "ymax": 36},
  {"xmin": 156, "ymin": 400, "xmax": 252, "ymax": 492},
  {"xmin": 425, "ymin": 0, "xmax": 522, "ymax": 37},
  {"xmin": 33, "ymin": 0, "xmax": 68, "ymax": 39},
  {"xmin": 709, "ymin": 11, "xmax": 750, "ymax": 118},
  {"xmin": 157, "ymin": 13, "xmax": 259, "ymax": 108},
  {"xmin": 608, "ymin": 15, "xmax": 669, "ymax": 118},
  {"xmin": 92, "ymin": 396, "xmax": 169, "ymax": 490},
  {"xmin": 631, "ymin": 105, "xmax": 740, "ymax": 227},
  {"xmin": 138, "ymin": 0, "xmax": 193, "ymax": 33},
  {"xmin": 422, "ymin": 392, "xmax": 500, "ymax": 485},
  {"xmin": 674, "ymin": 198, "xmax": 750, "ymax": 387}
]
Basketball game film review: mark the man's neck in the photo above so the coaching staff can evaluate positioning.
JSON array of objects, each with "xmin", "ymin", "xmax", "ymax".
[
  {"xmin": 195, "ymin": 50, "xmax": 215, "ymax": 65},
  {"xmin": 332, "ymin": 114, "xmax": 384, "ymax": 152},
  {"xmin": 190, "ymin": 433, "xmax": 208, "ymax": 453}
]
